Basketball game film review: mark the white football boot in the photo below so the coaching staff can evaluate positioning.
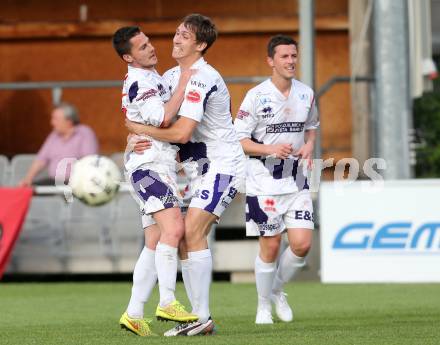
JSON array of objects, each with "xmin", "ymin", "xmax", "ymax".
[
  {"xmin": 271, "ymin": 292, "xmax": 293, "ymax": 322},
  {"xmin": 255, "ymin": 303, "xmax": 273, "ymax": 324}
]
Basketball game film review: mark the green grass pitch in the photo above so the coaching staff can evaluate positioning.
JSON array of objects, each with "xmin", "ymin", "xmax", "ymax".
[{"xmin": 1, "ymin": 282, "xmax": 439, "ymax": 344}]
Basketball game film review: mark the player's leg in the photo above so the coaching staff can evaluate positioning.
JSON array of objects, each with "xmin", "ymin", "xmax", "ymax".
[
  {"xmin": 165, "ymin": 173, "xmax": 238, "ymax": 336},
  {"xmin": 255, "ymin": 235, "xmax": 282, "ymax": 324},
  {"xmin": 184, "ymin": 207, "xmax": 217, "ymax": 321},
  {"xmin": 153, "ymin": 207, "xmax": 198, "ymax": 323},
  {"xmin": 271, "ymin": 191, "xmax": 314, "ymax": 322},
  {"xmin": 127, "ymin": 224, "xmax": 160, "ymax": 318},
  {"xmin": 153, "ymin": 206, "xmax": 184, "ymax": 306},
  {"xmin": 120, "ymin": 219, "xmax": 159, "ymax": 336},
  {"xmin": 245, "ymin": 194, "xmax": 285, "ymax": 324},
  {"xmin": 178, "ymin": 238, "xmax": 194, "ymax": 312},
  {"xmin": 270, "ymin": 228, "xmax": 311, "ymax": 322},
  {"xmin": 162, "ymin": 210, "xmax": 217, "ymax": 337},
  {"xmin": 131, "ymin": 168, "xmax": 196, "ymax": 323}
]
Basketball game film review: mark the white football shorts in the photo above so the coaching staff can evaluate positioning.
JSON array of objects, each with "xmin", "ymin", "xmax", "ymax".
[
  {"xmin": 246, "ymin": 190, "xmax": 314, "ymax": 237},
  {"xmin": 130, "ymin": 167, "xmax": 182, "ymax": 217}
]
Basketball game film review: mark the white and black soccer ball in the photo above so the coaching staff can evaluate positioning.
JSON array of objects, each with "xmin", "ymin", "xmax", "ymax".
[{"xmin": 69, "ymin": 155, "xmax": 122, "ymax": 206}]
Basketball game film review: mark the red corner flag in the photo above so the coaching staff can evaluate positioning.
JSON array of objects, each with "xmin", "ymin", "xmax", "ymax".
[{"xmin": 0, "ymin": 188, "xmax": 33, "ymax": 278}]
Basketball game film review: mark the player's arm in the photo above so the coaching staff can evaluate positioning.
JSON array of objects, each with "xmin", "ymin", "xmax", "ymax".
[
  {"xmin": 234, "ymin": 93, "xmax": 293, "ymax": 159},
  {"xmin": 132, "ymin": 71, "xmax": 191, "ymax": 129},
  {"xmin": 126, "ymin": 116, "xmax": 198, "ymax": 144},
  {"xmin": 127, "ymin": 72, "xmax": 208, "ymax": 143},
  {"xmin": 239, "ymin": 138, "xmax": 292, "ymax": 159},
  {"xmin": 161, "ymin": 68, "xmax": 195, "ymax": 127}
]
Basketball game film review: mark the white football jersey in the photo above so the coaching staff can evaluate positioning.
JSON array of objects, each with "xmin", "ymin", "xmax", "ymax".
[
  {"xmin": 234, "ymin": 78, "xmax": 319, "ymax": 195},
  {"xmin": 122, "ymin": 65, "xmax": 178, "ymax": 174},
  {"xmin": 163, "ymin": 58, "xmax": 245, "ymax": 176}
]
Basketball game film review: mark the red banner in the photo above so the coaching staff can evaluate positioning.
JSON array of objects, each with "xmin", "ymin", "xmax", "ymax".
[{"xmin": 0, "ymin": 188, "xmax": 33, "ymax": 278}]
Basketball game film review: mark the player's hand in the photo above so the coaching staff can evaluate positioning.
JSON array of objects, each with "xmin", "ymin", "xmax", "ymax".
[
  {"xmin": 179, "ymin": 68, "xmax": 198, "ymax": 86},
  {"xmin": 268, "ymin": 143, "xmax": 293, "ymax": 159},
  {"xmin": 294, "ymin": 141, "xmax": 314, "ymax": 169},
  {"xmin": 127, "ymin": 134, "xmax": 152, "ymax": 154}
]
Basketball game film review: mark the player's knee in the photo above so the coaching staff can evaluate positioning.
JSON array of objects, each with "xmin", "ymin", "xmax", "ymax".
[
  {"xmin": 290, "ymin": 241, "xmax": 311, "ymax": 257},
  {"xmin": 185, "ymin": 226, "xmax": 205, "ymax": 245}
]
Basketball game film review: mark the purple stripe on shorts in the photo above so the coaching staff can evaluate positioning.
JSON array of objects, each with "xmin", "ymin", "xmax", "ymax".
[
  {"xmin": 131, "ymin": 169, "xmax": 178, "ymax": 209},
  {"xmin": 246, "ymin": 196, "xmax": 269, "ymax": 236},
  {"xmin": 203, "ymin": 174, "xmax": 233, "ymax": 213}
]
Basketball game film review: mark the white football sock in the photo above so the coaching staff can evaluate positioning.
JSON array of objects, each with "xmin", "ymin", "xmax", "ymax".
[
  {"xmin": 127, "ymin": 247, "xmax": 157, "ymax": 318},
  {"xmin": 155, "ymin": 242, "xmax": 178, "ymax": 307},
  {"xmin": 255, "ymin": 255, "xmax": 276, "ymax": 307},
  {"xmin": 181, "ymin": 259, "xmax": 194, "ymax": 312},
  {"xmin": 188, "ymin": 249, "xmax": 212, "ymax": 323},
  {"xmin": 272, "ymin": 247, "xmax": 306, "ymax": 294}
]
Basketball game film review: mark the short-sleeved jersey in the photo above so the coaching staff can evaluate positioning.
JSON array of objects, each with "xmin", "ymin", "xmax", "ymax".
[
  {"xmin": 163, "ymin": 58, "xmax": 244, "ymax": 176},
  {"xmin": 234, "ymin": 78, "xmax": 319, "ymax": 196},
  {"xmin": 122, "ymin": 66, "xmax": 178, "ymax": 174}
]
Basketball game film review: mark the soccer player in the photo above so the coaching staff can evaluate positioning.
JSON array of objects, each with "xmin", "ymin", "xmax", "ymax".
[
  {"xmin": 112, "ymin": 26, "xmax": 197, "ymax": 336},
  {"xmin": 234, "ymin": 35, "xmax": 319, "ymax": 324},
  {"xmin": 126, "ymin": 14, "xmax": 246, "ymax": 336}
]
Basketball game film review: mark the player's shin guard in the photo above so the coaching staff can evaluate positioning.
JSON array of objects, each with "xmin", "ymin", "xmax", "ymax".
[
  {"xmin": 188, "ymin": 249, "xmax": 212, "ymax": 323},
  {"xmin": 155, "ymin": 242, "xmax": 178, "ymax": 307},
  {"xmin": 272, "ymin": 247, "xmax": 305, "ymax": 293},
  {"xmin": 255, "ymin": 255, "xmax": 277, "ymax": 305},
  {"xmin": 181, "ymin": 259, "xmax": 195, "ymax": 313},
  {"xmin": 127, "ymin": 247, "xmax": 157, "ymax": 318}
]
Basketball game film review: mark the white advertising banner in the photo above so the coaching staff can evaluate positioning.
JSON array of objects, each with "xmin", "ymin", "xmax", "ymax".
[{"xmin": 320, "ymin": 179, "xmax": 440, "ymax": 283}]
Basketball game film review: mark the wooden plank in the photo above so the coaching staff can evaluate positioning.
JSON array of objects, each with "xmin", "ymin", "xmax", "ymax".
[{"xmin": 0, "ymin": 15, "xmax": 348, "ymax": 40}]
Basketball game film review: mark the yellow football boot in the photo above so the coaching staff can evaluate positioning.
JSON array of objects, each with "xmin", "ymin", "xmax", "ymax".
[
  {"xmin": 155, "ymin": 300, "xmax": 199, "ymax": 322},
  {"xmin": 119, "ymin": 312, "xmax": 154, "ymax": 336}
]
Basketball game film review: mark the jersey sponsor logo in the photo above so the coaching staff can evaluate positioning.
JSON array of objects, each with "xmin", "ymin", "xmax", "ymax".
[
  {"xmin": 261, "ymin": 106, "xmax": 275, "ymax": 119},
  {"xmin": 258, "ymin": 223, "xmax": 281, "ymax": 232},
  {"xmin": 200, "ymin": 190, "xmax": 210, "ymax": 200},
  {"xmin": 186, "ymin": 90, "xmax": 201, "ymax": 103},
  {"xmin": 136, "ymin": 89, "xmax": 158, "ymax": 101},
  {"xmin": 295, "ymin": 210, "xmax": 314, "ymax": 222},
  {"xmin": 263, "ymin": 198, "xmax": 276, "ymax": 212},
  {"xmin": 266, "ymin": 122, "xmax": 305, "ymax": 133},
  {"xmin": 191, "ymin": 79, "xmax": 207, "ymax": 88},
  {"xmin": 157, "ymin": 83, "xmax": 167, "ymax": 97},
  {"xmin": 193, "ymin": 189, "xmax": 210, "ymax": 200},
  {"xmin": 237, "ymin": 109, "xmax": 250, "ymax": 120},
  {"xmin": 258, "ymin": 97, "xmax": 272, "ymax": 106},
  {"xmin": 221, "ymin": 187, "xmax": 238, "ymax": 208}
]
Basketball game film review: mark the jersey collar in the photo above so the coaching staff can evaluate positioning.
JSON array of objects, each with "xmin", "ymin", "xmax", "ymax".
[
  {"xmin": 128, "ymin": 65, "xmax": 158, "ymax": 77},
  {"xmin": 268, "ymin": 78, "xmax": 296, "ymax": 100},
  {"xmin": 189, "ymin": 57, "xmax": 207, "ymax": 69}
]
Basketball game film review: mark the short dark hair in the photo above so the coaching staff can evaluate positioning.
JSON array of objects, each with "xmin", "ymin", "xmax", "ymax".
[
  {"xmin": 112, "ymin": 26, "xmax": 141, "ymax": 59},
  {"xmin": 267, "ymin": 35, "xmax": 298, "ymax": 58},
  {"xmin": 183, "ymin": 13, "xmax": 217, "ymax": 55}
]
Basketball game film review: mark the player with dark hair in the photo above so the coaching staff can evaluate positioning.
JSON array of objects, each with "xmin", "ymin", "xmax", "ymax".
[
  {"xmin": 112, "ymin": 25, "xmax": 197, "ymax": 336},
  {"xmin": 234, "ymin": 34, "xmax": 319, "ymax": 324},
  {"xmin": 126, "ymin": 14, "xmax": 245, "ymax": 336}
]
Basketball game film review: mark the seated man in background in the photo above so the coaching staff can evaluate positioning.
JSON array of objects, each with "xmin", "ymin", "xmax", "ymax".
[{"xmin": 18, "ymin": 102, "xmax": 99, "ymax": 186}]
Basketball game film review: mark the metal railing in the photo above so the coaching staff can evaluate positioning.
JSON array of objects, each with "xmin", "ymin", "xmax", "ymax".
[{"xmin": 0, "ymin": 77, "xmax": 268, "ymax": 105}]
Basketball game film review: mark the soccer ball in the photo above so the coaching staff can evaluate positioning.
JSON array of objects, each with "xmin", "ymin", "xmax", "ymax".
[{"xmin": 69, "ymin": 155, "xmax": 122, "ymax": 206}]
